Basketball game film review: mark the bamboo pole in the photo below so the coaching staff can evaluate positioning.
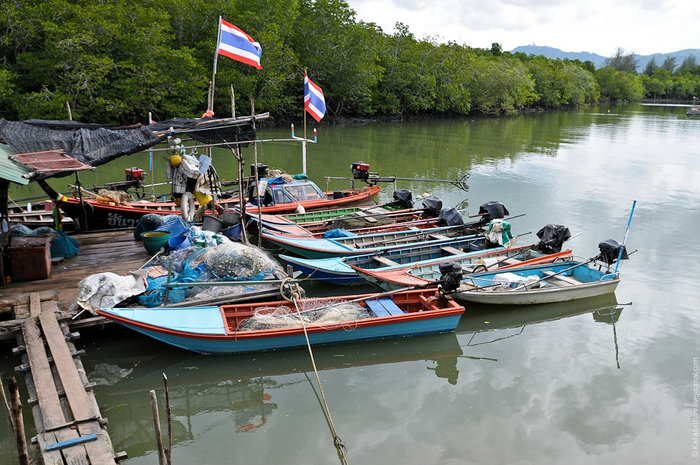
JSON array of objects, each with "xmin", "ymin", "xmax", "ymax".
[
  {"xmin": 9, "ymin": 377, "xmax": 29, "ymax": 465},
  {"xmin": 1, "ymin": 376, "xmax": 14, "ymax": 430},
  {"xmin": 163, "ymin": 374, "xmax": 172, "ymax": 465},
  {"xmin": 150, "ymin": 390, "xmax": 165, "ymax": 465}
]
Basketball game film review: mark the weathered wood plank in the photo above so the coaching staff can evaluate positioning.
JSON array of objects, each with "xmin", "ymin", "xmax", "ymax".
[
  {"xmin": 52, "ymin": 427, "xmax": 90, "ymax": 465},
  {"xmin": 78, "ymin": 421, "xmax": 119, "ymax": 465},
  {"xmin": 39, "ymin": 301, "xmax": 97, "ymax": 422},
  {"xmin": 21, "ymin": 317, "xmax": 65, "ymax": 430},
  {"xmin": 35, "ymin": 431, "xmax": 66, "ymax": 465}
]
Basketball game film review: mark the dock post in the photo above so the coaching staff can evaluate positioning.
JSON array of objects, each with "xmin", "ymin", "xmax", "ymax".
[
  {"xmin": 150, "ymin": 389, "xmax": 166, "ymax": 465},
  {"xmin": 9, "ymin": 377, "xmax": 29, "ymax": 465}
]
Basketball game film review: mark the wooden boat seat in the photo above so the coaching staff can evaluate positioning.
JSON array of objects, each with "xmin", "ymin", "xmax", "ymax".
[
  {"xmin": 373, "ymin": 256, "xmax": 399, "ymax": 266},
  {"xmin": 366, "ymin": 298, "xmax": 405, "ymax": 317},
  {"xmin": 429, "ymin": 234, "xmax": 450, "ymax": 240},
  {"xmin": 440, "ymin": 246, "xmax": 463, "ymax": 255},
  {"xmin": 542, "ymin": 271, "xmax": 581, "ymax": 286},
  {"xmin": 354, "ymin": 211, "xmax": 377, "ymax": 222}
]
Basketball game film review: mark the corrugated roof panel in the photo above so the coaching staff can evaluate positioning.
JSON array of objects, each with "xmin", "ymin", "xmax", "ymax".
[{"xmin": 0, "ymin": 144, "xmax": 30, "ymax": 185}]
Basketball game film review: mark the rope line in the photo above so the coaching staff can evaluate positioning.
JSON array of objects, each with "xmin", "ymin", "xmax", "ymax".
[{"xmin": 280, "ymin": 279, "xmax": 348, "ymax": 464}]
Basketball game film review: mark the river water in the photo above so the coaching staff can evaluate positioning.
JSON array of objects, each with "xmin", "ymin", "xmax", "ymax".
[{"xmin": 1, "ymin": 103, "xmax": 699, "ymax": 464}]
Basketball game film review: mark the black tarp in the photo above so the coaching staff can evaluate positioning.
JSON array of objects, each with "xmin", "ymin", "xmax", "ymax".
[{"xmin": 0, "ymin": 116, "xmax": 259, "ymax": 180}]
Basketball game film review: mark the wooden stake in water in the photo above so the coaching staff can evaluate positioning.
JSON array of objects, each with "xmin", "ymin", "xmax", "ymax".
[
  {"xmin": 9, "ymin": 377, "xmax": 29, "ymax": 465},
  {"xmin": 150, "ymin": 390, "xmax": 165, "ymax": 465},
  {"xmin": 163, "ymin": 373, "xmax": 173, "ymax": 465}
]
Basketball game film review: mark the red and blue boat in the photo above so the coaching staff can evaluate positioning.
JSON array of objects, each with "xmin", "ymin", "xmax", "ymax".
[{"xmin": 96, "ymin": 289, "xmax": 466, "ymax": 354}]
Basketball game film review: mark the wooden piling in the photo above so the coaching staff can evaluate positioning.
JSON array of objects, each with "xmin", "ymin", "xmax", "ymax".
[
  {"xmin": 150, "ymin": 389, "xmax": 166, "ymax": 465},
  {"xmin": 9, "ymin": 377, "xmax": 29, "ymax": 465},
  {"xmin": 163, "ymin": 373, "xmax": 173, "ymax": 465}
]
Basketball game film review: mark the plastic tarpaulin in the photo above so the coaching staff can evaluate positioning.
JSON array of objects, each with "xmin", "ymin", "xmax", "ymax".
[{"xmin": 0, "ymin": 119, "xmax": 166, "ymax": 177}]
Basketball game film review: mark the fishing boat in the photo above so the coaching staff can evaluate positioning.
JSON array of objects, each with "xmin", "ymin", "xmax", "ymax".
[
  {"xmin": 435, "ymin": 238, "xmax": 629, "ymax": 305},
  {"xmin": 351, "ymin": 246, "xmax": 574, "ymax": 290},
  {"xmin": 443, "ymin": 259, "xmax": 620, "ymax": 305},
  {"xmin": 96, "ymin": 288, "xmax": 466, "ymax": 354},
  {"xmin": 41, "ymin": 178, "xmax": 380, "ymax": 231},
  {"xmin": 246, "ymin": 205, "xmax": 429, "ymax": 236},
  {"xmin": 279, "ymin": 235, "xmax": 493, "ymax": 285},
  {"xmin": 261, "ymin": 224, "xmax": 483, "ymax": 259}
]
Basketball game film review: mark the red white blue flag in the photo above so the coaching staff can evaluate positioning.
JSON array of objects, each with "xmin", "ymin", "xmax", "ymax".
[
  {"xmin": 217, "ymin": 18, "xmax": 262, "ymax": 69},
  {"xmin": 304, "ymin": 72, "xmax": 326, "ymax": 122}
]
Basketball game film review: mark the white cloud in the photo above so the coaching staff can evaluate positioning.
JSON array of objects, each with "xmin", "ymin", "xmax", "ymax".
[{"xmin": 347, "ymin": 0, "xmax": 699, "ymax": 56}]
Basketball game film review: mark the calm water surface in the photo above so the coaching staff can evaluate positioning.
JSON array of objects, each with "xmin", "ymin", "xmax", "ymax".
[{"xmin": 2, "ymin": 103, "xmax": 699, "ymax": 464}]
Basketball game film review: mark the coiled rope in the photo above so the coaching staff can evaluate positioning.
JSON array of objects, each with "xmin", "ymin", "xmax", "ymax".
[{"xmin": 280, "ymin": 278, "xmax": 348, "ymax": 464}]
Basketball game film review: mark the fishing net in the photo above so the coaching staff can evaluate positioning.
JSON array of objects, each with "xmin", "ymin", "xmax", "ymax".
[
  {"xmin": 238, "ymin": 300, "xmax": 374, "ymax": 331},
  {"xmin": 137, "ymin": 242, "xmax": 285, "ymax": 307}
]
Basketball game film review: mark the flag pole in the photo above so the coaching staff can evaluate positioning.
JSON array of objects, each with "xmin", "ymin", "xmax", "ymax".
[
  {"xmin": 303, "ymin": 70, "xmax": 308, "ymax": 173},
  {"xmin": 209, "ymin": 16, "xmax": 222, "ymax": 112},
  {"xmin": 148, "ymin": 111, "xmax": 155, "ymax": 200}
]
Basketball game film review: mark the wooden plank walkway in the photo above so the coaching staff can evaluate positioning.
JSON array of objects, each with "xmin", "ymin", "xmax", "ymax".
[{"xmin": 14, "ymin": 292, "xmax": 123, "ymax": 464}]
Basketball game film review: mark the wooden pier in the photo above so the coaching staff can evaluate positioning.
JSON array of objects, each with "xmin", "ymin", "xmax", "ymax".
[{"xmin": 12, "ymin": 292, "xmax": 124, "ymax": 464}]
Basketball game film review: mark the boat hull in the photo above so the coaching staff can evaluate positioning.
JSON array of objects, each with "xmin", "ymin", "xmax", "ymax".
[
  {"xmin": 452, "ymin": 278, "xmax": 619, "ymax": 305},
  {"xmin": 48, "ymin": 185, "xmax": 380, "ymax": 231},
  {"xmin": 449, "ymin": 261, "xmax": 620, "ymax": 305},
  {"xmin": 97, "ymin": 289, "xmax": 466, "ymax": 354},
  {"xmin": 101, "ymin": 313, "xmax": 463, "ymax": 354}
]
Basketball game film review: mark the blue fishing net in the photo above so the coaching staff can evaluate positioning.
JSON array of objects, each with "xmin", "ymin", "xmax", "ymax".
[
  {"xmin": 138, "ymin": 242, "xmax": 284, "ymax": 307},
  {"xmin": 324, "ymin": 228, "xmax": 356, "ymax": 239}
]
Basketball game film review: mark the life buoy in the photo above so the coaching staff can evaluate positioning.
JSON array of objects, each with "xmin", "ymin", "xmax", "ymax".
[{"xmin": 181, "ymin": 192, "xmax": 195, "ymax": 223}]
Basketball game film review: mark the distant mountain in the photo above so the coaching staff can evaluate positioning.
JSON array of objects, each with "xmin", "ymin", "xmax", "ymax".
[{"xmin": 511, "ymin": 45, "xmax": 700, "ymax": 72}]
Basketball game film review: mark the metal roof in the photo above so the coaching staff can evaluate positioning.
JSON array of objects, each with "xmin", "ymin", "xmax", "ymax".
[
  {"xmin": 0, "ymin": 144, "xmax": 30, "ymax": 185},
  {"xmin": 11, "ymin": 150, "xmax": 94, "ymax": 179}
]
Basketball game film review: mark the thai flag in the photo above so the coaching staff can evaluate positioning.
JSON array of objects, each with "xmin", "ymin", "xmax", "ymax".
[
  {"xmin": 304, "ymin": 72, "xmax": 326, "ymax": 122},
  {"xmin": 217, "ymin": 18, "xmax": 262, "ymax": 69}
]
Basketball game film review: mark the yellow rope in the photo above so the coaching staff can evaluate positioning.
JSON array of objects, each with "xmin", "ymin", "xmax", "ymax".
[{"xmin": 280, "ymin": 279, "xmax": 348, "ymax": 464}]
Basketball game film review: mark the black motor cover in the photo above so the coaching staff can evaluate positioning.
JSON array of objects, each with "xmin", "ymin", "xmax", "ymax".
[
  {"xmin": 421, "ymin": 195, "xmax": 443, "ymax": 217},
  {"xmin": 598, "ymin": 239, "xmax": 629, "ymax": 265},
  {"xmin": 439, "ymin": 207, "xmax": 464, "ymax": 226},
  {"xmin": 478, "ymin": 201, "xmax": 509, "ymax": 225},
  {"xmin": 536, "ymin": 224, "xmax": 572, "ymax": 254},
  {"xmin": 391, "ymin": 189, "xmax": 413, "ymax": 209}
]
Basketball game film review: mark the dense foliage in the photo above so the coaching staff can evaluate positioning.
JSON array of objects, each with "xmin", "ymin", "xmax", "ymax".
[{"xmin": 1, "ymin": 0, "xmax": 698, "ymax": 124}]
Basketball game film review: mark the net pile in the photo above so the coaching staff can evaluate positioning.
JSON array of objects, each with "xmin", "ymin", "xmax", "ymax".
[{"xmin": 238, "ymin": 300, "xmax": 374, "ymax": 331}]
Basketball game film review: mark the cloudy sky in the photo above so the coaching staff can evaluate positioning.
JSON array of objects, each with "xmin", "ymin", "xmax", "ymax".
[{"xmin": 345, "ymin": 0, "xmax": 699, "ymax": 57}]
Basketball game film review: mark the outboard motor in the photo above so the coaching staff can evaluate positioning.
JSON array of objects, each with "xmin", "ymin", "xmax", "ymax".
[
  {"xmin": 391, "ymin": 189, "xmax": 413, "ymax": 209},
  {"xmin": 251, "ymin": 163, "xmax": 268, "ymax": 178},
  {"xmin": 438, "ymin": 261, "xmax": 463, "ymax": 294},
  {"xmin": 477, "ymin": 201, "xmax": 509, "ymax": 225},
  {"xmin": 439, "ymin": 207, "xmax": 464, "ymax": 226},
  {"xmin": 597, "ymin": 239, "xmax": 629, "ymax": 265},
  {"xmin": 350, "ymin": 161, "xmax": 370, "ymax": 182},
  {"xmin": 421, "ymin": 195, "xmax": 443, "ymax": 217},
  {"xmin": 125, "ymin": 167, "xmax": 146, "ymax": 182},
  {"xmin": 536, "ymin": 224, "xmax": 572, "ymax": 254}
]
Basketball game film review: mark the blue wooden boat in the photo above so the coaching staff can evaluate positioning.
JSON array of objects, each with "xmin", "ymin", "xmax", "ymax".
[
  {"xmin": 355, "ymin": 248, "xmax": 574, "ymax": 291},
  {"xmin": 96, "ymin": 289, "xmax": 466, "ymax": 354},
  {"xmin": 279, "ymin": 236, "xmax": 492, "ymax": 285},
  {"xmin": 445, "ymin": 259, "xmax": 620, "ymax": 305},
  {"xmin": 261, "ymin": 224, "xmax": 481, "ymax": 259}
]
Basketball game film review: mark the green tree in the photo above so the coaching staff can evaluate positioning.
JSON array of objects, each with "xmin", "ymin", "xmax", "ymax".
[
  {"xmin": 643, "ymin": 58, "xmax": 658, "ymax": 76},
  {"xmin": 605, "ymin": 48, "xmax": 638, "ymax": 74},
  {"xmin": 661, "ymin": 56, "xmax": 677, "ymax": 72},
  {"xmin": 469, "ymin": 56, "xmax": 535, "ymax": 115}
]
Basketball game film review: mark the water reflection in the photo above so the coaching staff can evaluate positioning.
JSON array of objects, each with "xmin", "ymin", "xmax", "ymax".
[{"xmin": 80, "ymin": 292, "xmax": 627, "ymax": 460}]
